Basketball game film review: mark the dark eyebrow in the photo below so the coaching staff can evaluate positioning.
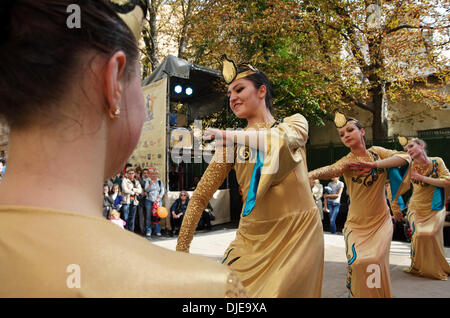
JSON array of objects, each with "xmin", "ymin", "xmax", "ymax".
[{"xmin": 227, "ymin": 84, "xmax": 240, "ymax": 96}]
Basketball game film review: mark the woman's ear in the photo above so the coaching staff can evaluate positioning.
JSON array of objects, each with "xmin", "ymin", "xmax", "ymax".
[
  {"xmin": 258, "ymin": 84, "xmax": 267, "ymax": 100},
  {"xmin": 360, "ymin": 127, "xmax": 366, "ymax": 137},
  {"xmin": 104, "ymin": 51, "xmax": 127, "ymax": 117}
]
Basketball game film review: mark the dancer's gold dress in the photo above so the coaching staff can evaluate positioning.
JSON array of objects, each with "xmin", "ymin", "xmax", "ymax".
[
  {"xmin": 406, "ymin": 157, "xmax": 450, "ymax": 280},
  {"xmin": 0, "ymin": 205, "xmax": 247, "ymax": 297},
  {"xmin": 177, "ymin": 114, "xmax": 324, "ymax": 297},
  {"xmin": 309, "ymin": 147, "xmax": 411, "ymax": 298}
]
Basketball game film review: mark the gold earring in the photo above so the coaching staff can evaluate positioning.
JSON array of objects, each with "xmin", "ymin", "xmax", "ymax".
[{"xmin": 109, "ymin": 106, "xmax": 120, "ymax": 119}]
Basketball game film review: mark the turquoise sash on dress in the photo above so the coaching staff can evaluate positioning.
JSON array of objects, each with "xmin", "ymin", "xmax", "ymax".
[
  {"xmin": 388, "ymin": 164, "xmax": 410, "ymax": 202},
  {"xmin": 431, "ymin": 186, "xmax": 444, "ymax": 211},
  {"xmin": 242, "ymin": 150, "xmax": 264, "ymax": 217}
]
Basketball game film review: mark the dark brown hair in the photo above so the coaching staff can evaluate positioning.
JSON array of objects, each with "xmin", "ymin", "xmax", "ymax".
[{"xmin": 0, "ymin": 0, "xmax": 139, "ymax": 129}]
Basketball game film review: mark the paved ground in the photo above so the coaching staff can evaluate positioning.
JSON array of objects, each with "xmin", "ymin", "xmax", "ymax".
[{"xmin": 148, "ymin": 225, "xmax": 450, "ymax": 298}]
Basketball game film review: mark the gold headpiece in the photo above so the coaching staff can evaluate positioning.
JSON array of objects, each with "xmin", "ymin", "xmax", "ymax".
[
  {"xmin": 334, "ymin": 111, "xmax": 349, "ymax": 128},
  {"xmin": 221, "ymin": 54, "xmax": 258, "ymax": 84},
  {"xmin": 333, "ymin": 111, "xmax": 362, "ymax": 128},
  {"xmin": 109, "ymin": 0, "xmax": 148, "ymax": 41},
  {"xmin": 397, "ymin": 135, "xmax": 411, "ymax": 147}
]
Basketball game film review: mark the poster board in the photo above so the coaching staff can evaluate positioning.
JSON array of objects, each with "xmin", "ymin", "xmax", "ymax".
[{"xmin": 129, "ymin": 77, "xmax": 167, "ymax": 179}]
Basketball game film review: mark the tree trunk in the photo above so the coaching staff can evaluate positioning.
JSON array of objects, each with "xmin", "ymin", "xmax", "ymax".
[
  {"xmin": 178, "ymin": 0, "xmax": 194, "ymax": 59},
  {"xmin": 370, "ymin": 83, "xmax": 389, "ymax": 141},
  {"xmin": 148, "ymin": 1, "xmax": 159, "ymax": 71},
  {"xmin": 141, "ymin": 1, "xmax": 160, "ymax": 78}
]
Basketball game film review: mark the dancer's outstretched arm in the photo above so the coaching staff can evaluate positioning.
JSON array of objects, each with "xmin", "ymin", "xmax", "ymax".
[
  {"xmin": 308, "ymin": 158, "xmax": 348, "ymax": 181},
  {"xmin": 176, "ymin": 147, "xmax": 233, "ymax": 253}
]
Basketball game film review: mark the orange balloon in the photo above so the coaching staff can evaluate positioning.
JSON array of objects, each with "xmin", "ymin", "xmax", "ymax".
[{"xmin": 157, "ymin": 206, "xmax": 168, "ymax": 218}]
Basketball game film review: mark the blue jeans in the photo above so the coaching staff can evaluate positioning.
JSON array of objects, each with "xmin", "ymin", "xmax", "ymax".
[
  {"xmin": 122, "ymin": 202, "xmax": 137, "ymax": 232},
  {"xmin": 145, "ymin": 200, "xmax": 161, "ymax": 235},
  {"xmin": 328, "ymin": 202, "xmax": 340, "ymax": 234}
]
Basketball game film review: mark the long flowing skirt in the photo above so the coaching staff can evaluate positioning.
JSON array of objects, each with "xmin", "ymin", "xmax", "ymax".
[
  {"xmin": 406, "ymin": 208, "xmax": 450, "ymax": 280},
  {"xmin": 343, "ymin": 211, "xmax": 393, "ymax": 298}
]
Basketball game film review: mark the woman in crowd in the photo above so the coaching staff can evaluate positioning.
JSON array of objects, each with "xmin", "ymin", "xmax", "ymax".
[
  {"xmin": 323, "ymin": 177, "xmax": 344, "ymax": 234},
  {"xmin": 110, "ymin": 183, "xmax": 124, "ymax": 212},
  {"xmin": 121, "ymin": 167, "xmax": 142, "ymax": 232},
  {"xmin": 176, "ymin": 57, "xmax": 324, "ymax": 297},
  {"xmin": 0, "ymin": 0, "xmax": 246, "ymax": 297},
  {"xmin": 145, "ymin": 168, "xmax": 165, "ymax": 236},
  {"xmin": 308, "ymin": 113, "xmax": 411, "ymax": 298},
  {"xmin": 170, "ymin": 190, "xmax": 190, "ymax": 236},
  {"xmin": 103, "ymin": 184, "xmax": 114, "ymax": 219},
  {"xmin": 401, "ymin": 137, "xmax": 450, "ymax": 280},
  {"xmin": 311, "ymin": 179, "xmax": 324, "ymax": 221}
]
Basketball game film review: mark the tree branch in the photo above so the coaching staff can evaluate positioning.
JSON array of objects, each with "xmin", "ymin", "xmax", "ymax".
[
  {"xmin": 386, "ymin": 24, "xmax": 450, "ymax": 34},
  {"xmin": 355, "ymin": 101, "xmax": 374, "ymax": 113}
]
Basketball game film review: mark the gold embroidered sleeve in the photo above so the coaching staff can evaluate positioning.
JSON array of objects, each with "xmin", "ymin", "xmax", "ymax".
[
  {"xmin": 260, "ymin": 113, "xmax": 309, "ymax": 185},
  {"xmin": 386, "ymin": 184, "xmax": 403, "ymax": 218},
  {"xmin": 176, "ymin": 148, "xmax": 233, "ymax": 253},
  {"xmin": 390, "ymin": 198, "xmax": 403, "ymax": 219},
  {"xmin": 225, "ymin": 271, "xmax": 249, "ymax": 298},
  {"xmin": 308, "ymin": 157, "xmax": 348, "ymax": 180},
  {"xmin": 436, "ymin": 157, "xmax": 450, "ymax": 181},
  {"xmin": 371, "ymin": 146, "xmax": 411, "ymax": 165}
]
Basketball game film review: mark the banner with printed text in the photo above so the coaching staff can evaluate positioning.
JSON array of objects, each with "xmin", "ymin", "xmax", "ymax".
[{"xmin": 129, "ymin": 77, "xmax": 167, "ymax": 181}]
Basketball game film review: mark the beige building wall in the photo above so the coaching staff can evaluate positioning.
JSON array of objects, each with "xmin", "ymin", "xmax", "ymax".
[
  {"xmin": 387, "ymin": 85, "xmax": 450, "ymax": 137},
  {"xmin": 309, "ymin": 107, "xmax": 373, "ymax": 146},
  {"xmin": 309, "ymin": 85, "xmax": 449, "ymax": 146}
]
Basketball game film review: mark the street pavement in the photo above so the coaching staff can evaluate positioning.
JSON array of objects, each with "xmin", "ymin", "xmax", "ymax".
[{"xmin": 149, "ymin": 225, "xmax": 450, "ymax": 298}]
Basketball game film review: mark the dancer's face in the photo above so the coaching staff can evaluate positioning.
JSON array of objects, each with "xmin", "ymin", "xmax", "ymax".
[
  {"xmin": 338, "ymin": 122, "xmax": 365, "ymax": 149},
  {"xmin": 227, "ymin": 78, "xmax": 266, "ymax": 119},
  {"xmin": 404, "ymin": 141, "xmax": 425, "ymax": 159}
]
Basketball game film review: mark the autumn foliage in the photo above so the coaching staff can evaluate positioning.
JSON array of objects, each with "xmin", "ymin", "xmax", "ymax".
[{"xmin": 141, "ymin": 0, "xmax": 449, "ymax": 138}]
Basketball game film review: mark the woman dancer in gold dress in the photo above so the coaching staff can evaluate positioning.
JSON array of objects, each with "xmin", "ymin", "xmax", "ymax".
[
  {"xmin": 176, "ymin": 56, "xmax": 324, "ymax": 297},
  {"xmin": 308, "ymin": 113, "xmax": 411, "ymax": 298},
  {"xmin": 400, "ymin": 137, "xmax": 450, "ymax": 280},
  {"xmin": 0, "ymin": 0, "xmax": 246, "ymax": 297}
]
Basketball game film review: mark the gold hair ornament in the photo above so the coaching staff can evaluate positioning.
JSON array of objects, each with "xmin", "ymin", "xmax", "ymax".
[
  {"xmin": 109, "ymin": 0, "xmax": 148, "ymax": 41},
  {"xmin": 221, "ymin": 54, "xmax": 258, "ymax": 84},
  {"xmin": 334, "ymin": 111, "xmax": 349, "ymax": 128},
  {"xmin": 333, "ymin": 111, "xmax": 362, "ymax": 128},
  {"xmin": 397, "ymin": 135, "xmax": 411, "ymax": 147}
]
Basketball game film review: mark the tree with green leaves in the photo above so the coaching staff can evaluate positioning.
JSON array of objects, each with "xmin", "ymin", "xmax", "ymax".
[
  {"xmin": 172, "ymin": 0, "xmax": 449, "ymax": 137},
  {"xmin": 138, "ymin": 0, "xmax": 448, "ymax": 137}
]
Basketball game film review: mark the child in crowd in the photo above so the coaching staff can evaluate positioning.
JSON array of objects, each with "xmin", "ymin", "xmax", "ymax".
[
  {"xmin": 109, "ymin": 209, "xmax": 126, "ymax": 229},
  {"xmin": 151, "ymin": 200, "xmax": 162, "ymax": 236}
]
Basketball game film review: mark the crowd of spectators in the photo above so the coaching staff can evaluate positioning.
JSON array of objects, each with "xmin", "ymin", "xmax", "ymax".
[{"xmin": 103, "ymin": 164, "xmax": 213, "ymax": 237}]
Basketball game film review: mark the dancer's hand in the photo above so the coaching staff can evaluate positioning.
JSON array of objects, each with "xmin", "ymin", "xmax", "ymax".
[
  {"xmin": 309, "ymin": 177, "xmax": 314, "ymax": 189},
  {"xmin": 411, "ymin": 171, "xmax": 424, "ymax": 182},
  {"xmin": 203, "ymin": 128, "xmax": 225, "ymax": 145},
  {"xmin": 393, "ymin": 212, "xmax": 404, "ymax": 223},
  {"xmin": 348, "ymin": 161, "xmax": 376, "ymax": 175}
]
